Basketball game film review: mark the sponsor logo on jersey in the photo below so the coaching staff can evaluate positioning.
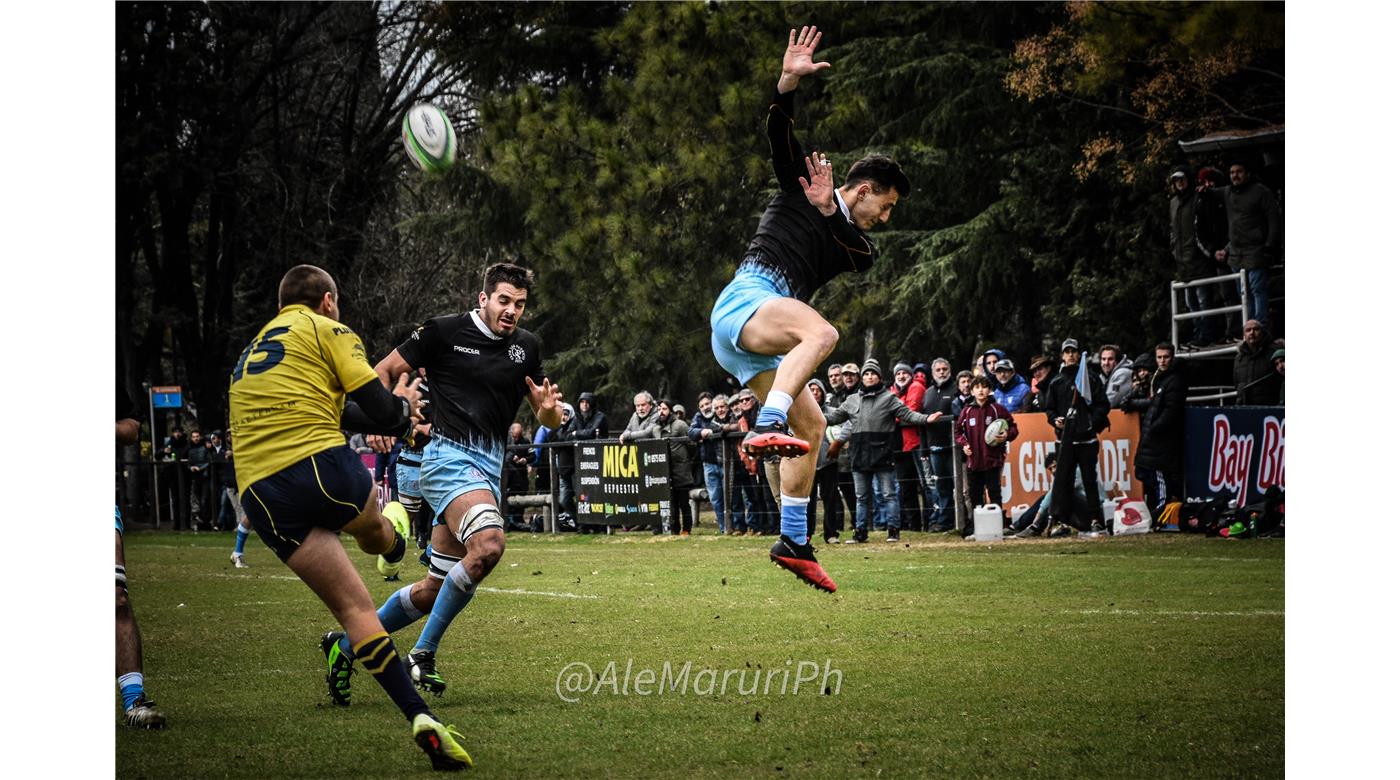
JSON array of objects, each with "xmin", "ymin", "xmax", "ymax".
[{"xmin": 454, "ymin": 345, "xmax": 480, "ymax": 355}]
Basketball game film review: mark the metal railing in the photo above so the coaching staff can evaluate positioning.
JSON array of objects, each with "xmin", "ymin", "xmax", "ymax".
[
  {"xmin": 1170, "ymin": 269, "xmax": 1249, "ymax": 359},
  {"xmin": 117, "ymin": 459, "xmax": 231, "ymax": 530},
  {"xmin": 1185, "ymin": 385, "xmax": 1238, "ymax": 405}
]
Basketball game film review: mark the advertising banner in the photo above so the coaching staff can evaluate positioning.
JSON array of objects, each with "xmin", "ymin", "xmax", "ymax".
[
  {"xmin": 997, "ymin": 410, "xmax": 1143, "ymax": 508},
  {"xmin": 574, "ymin": 440, "xmax": 671, "ymax": 527},
  {"xmin": 1183, "ymin": 407, "xmax": 1285, "ymax": 505}
]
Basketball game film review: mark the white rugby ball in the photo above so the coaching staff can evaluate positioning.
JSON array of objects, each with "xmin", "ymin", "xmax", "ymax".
[
  {"xmin": 402, "ymin": 103, "xmax": 457, "ymax": 172},
  {"xmin": 984, "ymin": 418, "xmax": 1009, "ymax": 445}
]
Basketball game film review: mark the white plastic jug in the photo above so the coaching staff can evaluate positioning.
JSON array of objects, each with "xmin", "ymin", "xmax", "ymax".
[
  {"xmin": 1101, "ymin": 498, "xmax": 1118, "ymax": 529},
  {"xmin": 1011, "ymin": 503, "xmax": 1030, "ymax": 524},
  {"xmin": 973, "ymin": 504, "xmax": 1004, "ymax": 541}
]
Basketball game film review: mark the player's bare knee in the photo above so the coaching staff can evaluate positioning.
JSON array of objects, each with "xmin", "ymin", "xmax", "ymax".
[
  {"xmin": 807, "ymin": 323, "xmax": 839, "ymax": 358},
  {"xmin": 789, "ymin": 413, "xmax": 823, "ymax": 445},
  {"xmin": 470, "ymin": 534, "xmax": 505, "ymax": 578}
]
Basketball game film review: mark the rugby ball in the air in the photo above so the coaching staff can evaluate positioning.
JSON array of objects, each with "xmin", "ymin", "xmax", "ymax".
[
  {"xmin": 402, "ymin": 103, "xmax": 457, "ymax": 172},
  {"xmin": 984, "ymin": 418, "xmax": 1010, "ymax": 445}
]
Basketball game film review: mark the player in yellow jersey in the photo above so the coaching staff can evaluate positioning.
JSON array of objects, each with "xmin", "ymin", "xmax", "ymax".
[{"xmin": 228, "ymin": 265, "xmax": 472, "ymax": 771}]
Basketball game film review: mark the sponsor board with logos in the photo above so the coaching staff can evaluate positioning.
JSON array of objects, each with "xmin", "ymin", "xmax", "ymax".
[
  {"xmin": 574, "ymin": 439, "xmax": 670, "ymax": 527},
  {"xmin": 1184, "ymin": 406, "xmax": 1284, "ymax": 506},
  {"xmin": 997, "ymin": 411, "xmax": 1143, "ymax": 508}
]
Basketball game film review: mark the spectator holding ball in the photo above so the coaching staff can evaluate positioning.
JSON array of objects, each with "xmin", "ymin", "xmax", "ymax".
[{"xmin": 954, "ymin": 375, "xmax": 1019, "ymax": 535}]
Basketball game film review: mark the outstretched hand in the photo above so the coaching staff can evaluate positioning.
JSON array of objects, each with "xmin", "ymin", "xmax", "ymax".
[
  {"xmin": 798, "ymin": 151, "xmax": 836, "ymax": 216},
  {"xmin": 778, "ymin": 26, "xmax": 830, "ymax": 92},
  {"xmin": 526, "ymin": 376, "xmax": 564, "ymax": 427}
]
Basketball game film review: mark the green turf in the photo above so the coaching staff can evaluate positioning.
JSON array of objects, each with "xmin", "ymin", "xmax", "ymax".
[{"xmin": 116, "ymin": 525, "xmax": 1283, "ymax": 779}]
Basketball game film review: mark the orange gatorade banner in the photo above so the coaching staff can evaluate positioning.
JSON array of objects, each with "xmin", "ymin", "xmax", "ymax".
[{"xmin": 993, "ymin": 411, "xmax": 1142, "ymax": 508}]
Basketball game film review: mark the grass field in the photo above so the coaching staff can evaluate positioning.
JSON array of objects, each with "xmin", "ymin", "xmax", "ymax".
[{"xmin": 115, "ymin": 525, "xmax": 1284, "ymax": 779}]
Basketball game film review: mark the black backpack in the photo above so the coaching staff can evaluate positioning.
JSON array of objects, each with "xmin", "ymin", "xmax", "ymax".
[{"xmin": 1180, "ymin": 495, "xmax": 1233, "ymax": 534}]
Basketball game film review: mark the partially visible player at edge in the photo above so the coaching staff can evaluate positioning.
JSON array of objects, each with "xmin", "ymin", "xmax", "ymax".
[
  {"xmin": 320, "ymin": 262, "xmax": 562, "ymax": 702},
  {"xmin": 709, "ymin": 26, "xmax": 922, "ymax": 592},
  {"xmin": 227, "ymin": 264, "xmax": 472, "ymax": 771},
  {"xmin": 116, "ymin": 378, "xmax": 165, "ymax": 728}
]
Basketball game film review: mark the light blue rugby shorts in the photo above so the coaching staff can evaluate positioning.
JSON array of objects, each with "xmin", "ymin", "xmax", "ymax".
[
  {"xmin": 421, "ymin": 435, "xmax": 504, "ymax": 526},
  {"xmin": 710, "ymin": 258, "xmax": 792, "ymax": 384}
]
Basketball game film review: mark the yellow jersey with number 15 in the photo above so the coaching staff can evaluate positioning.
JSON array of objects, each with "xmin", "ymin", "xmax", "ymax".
[{"xmin": 228, "ymin": 304, "xmax": 380, "ymax": 493}]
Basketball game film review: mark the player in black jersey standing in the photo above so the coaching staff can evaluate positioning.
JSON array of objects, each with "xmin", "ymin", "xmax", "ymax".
[
  {"xmin": 709, "ymin": 27, "xmax": 917, "ymax": 592},
  {"xmin": 324, "ymin": 263, "xmax": 562, "ymax": 699}
]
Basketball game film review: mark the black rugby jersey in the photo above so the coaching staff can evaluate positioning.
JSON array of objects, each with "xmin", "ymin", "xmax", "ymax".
[
  {"xmin": 395, "ymin": 310, "xmax": 544, "ymax": 448},
  {"xmin": 744, "ymin": 89, "xmax": 877, "ymax": 303}
]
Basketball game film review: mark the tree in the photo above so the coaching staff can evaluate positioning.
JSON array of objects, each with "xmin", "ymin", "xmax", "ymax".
[
  {"xmin": 116, "ymin": 2, "xmax": 476, "ymax": 427},
  {"xmin": 1006, "ymin": 1, "xmax": 1284, "ymax": 180}
]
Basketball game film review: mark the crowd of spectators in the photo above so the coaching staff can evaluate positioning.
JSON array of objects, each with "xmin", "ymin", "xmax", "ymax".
[
  {"xmin": 143, "ymin": 426, "xmax": 244, "ymax": 531},
  {"xmin": 1169, "ymin": 157, "xmax": 1282, "ymax": 343}
]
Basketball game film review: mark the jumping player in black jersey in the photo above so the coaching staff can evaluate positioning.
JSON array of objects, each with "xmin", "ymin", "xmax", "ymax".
[
  {"xmin": 709, "ymin": 27, "xmax": 917, "ymax": 592},
  {"xmin": 323, "ymin": 262, "xmax": 563, "ymax": 700}
]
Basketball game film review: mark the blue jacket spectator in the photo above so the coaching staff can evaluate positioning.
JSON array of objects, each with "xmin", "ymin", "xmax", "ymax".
[{"xmin": 991, "ymin": 358, "xmax": 1031, "ymax": 412}]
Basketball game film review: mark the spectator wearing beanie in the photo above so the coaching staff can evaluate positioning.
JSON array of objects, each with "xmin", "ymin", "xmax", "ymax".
[{"xmin": 824, "ymin": 359, "xmax": 939, "ymax": 542}]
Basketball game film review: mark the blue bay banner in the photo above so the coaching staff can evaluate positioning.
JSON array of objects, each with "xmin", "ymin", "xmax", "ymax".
[
  {"xmin": 1183, "ymin": 406, "xmax": 1285, "ymax": 506},
  {"xmin": 574, "ymin": 440, "xmax": 671, "ymax": 527}
]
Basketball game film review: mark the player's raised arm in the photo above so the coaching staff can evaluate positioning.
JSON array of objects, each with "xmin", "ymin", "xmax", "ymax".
[
  {"xmin": 768, "ymin": 26, "xmax": 831, "ymax": 192},
  {"xmin": 777, "ymin": 25, "xmax": 830, "ymax": 94}
]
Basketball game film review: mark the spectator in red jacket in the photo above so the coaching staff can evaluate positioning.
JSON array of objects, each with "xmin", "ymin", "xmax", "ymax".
[
  {"xmin": 954, "ymin": 375, "xmax": 1019, "ymax": 534},
  {"xmin": 889, "ymin": 361, "xmax": 927, "ymax": 531}
]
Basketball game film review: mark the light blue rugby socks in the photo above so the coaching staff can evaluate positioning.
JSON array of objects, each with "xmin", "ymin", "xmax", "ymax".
[
  {"xmin": 754, "ymin": 390, "xmax": 794, "ymax": 428},
  {"xmin": 414, "ymin": 562, "xmax": 478, "ymax": 654},
  {"xmin": 780, "ymin": 494, "xmax": 810, "ymax": 546}
]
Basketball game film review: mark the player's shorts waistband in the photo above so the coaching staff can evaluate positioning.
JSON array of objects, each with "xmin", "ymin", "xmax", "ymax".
[
  {"xmin": 430, "ymin": 431, "xmax": 505, "ymax": 455},
  {"xmin": 735, "ymin": 253, "xmax": 794, "ymax": 297}
]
